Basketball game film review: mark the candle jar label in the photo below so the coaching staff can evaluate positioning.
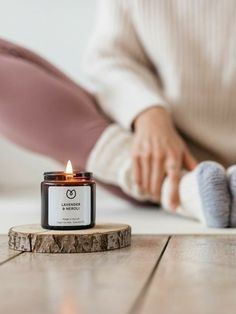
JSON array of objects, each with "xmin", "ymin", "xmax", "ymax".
[{"xmin": 48, "ymin": 186, "xmax": 91, "ymax": 226}]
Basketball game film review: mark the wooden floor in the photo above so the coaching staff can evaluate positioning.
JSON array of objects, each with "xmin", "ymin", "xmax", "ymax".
[{"xmin": 1, "ymin": 235, "xmax": 236, "ymax": 314}]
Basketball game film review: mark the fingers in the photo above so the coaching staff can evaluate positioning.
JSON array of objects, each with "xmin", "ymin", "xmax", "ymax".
[
  {"xmin": 133, "ymin": 148, "xmax": 184, "ymax": 209},
  {"xmin": 183, "ymin": 148, "xmax": 198, "ymax": 170},
  {"xmin": 133, "ymin": 148, "xmax": 165, "ymax": 200},
  {"xmin": 132, "ymin": 139, "xmax": 152, "ymax": 193},
  {"xmin": 150, "ymin": 154, "xmax": 165, "ymax": 202},
  {"xmin": 165, "ymin": 157, "xmax": 181, "ymax": 209},
  {"xmin": 166, "ymin": 147, "xmax": 198, "ymax": 209},
  {"xmin": 133, "ymin": 153, "xmax": 142, "ymax": 187},
  {"xmin": 132, "ymin": 145, "xmax": 181, "ymax": 207},
  {"xmin": 140, "ymin": 152, "xmax": 151, "ymax": 192}
]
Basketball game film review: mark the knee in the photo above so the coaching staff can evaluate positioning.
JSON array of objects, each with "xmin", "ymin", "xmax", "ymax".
[{"xmin": 0, "ymin": 38, "xmax": 25, "ymax": 59}]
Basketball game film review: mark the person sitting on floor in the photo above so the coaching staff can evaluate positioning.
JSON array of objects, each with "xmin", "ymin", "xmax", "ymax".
[{"xmin": 1, "ymin": 0, "xmax": 236, "ymax": 228}]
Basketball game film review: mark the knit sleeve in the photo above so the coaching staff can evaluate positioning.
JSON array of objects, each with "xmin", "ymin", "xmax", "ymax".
[{"xmin": 83, "ymin": 0, "xmax": 167, "ymax": 130}]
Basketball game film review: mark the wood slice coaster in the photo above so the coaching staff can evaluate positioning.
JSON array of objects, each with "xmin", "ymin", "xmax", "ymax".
[{"xmin": 8, "ymin": 223, "xmax": 131, "ymax": 253}]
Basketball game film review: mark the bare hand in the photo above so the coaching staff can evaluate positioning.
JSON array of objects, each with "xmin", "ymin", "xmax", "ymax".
[{"xmin": 132, "ymin": 106, "xmax": 197, "ymax": 209}]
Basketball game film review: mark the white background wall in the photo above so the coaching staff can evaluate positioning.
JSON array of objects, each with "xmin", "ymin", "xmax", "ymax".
[
  {"xmin": 0, "ymin": 1, "xmax": 97, "ymax": 188},
  {"xmin": 0, "ymin": 0, "xmax": 96, "ymax": 83}
]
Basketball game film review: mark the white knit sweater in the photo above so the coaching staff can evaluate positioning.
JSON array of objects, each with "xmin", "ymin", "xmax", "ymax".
[{"xmin": 84, "ymin": 0, "xmax": 236, "ymax": 165}]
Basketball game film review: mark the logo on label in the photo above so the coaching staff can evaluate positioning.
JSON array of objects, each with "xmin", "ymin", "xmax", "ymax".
[{"xmin": 66, "ymin": 189, "xmax": 76, "ymax": 199}]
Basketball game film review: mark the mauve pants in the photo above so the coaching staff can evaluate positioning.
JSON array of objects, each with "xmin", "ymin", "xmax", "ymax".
[{"xmin": 0, "ymin": 38, "xmax": 141, "ymax": 203}]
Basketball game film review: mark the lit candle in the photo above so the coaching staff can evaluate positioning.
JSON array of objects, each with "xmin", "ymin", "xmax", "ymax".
[
  {"xmin": 65, "ymin": 160, "xmax": 73, "ymax": 180},
  {"xmin": 41, "ymin": 160, "xmax": 96, "ymax": 230}
]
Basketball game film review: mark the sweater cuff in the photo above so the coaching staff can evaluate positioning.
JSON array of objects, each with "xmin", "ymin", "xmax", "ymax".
[{"xmin": 106, "ymin": 93, "xmax": 167, "ymax": 130}]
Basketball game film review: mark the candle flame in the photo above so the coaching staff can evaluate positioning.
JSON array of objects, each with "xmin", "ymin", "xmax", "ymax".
[{"xmin": 66, "ymin": 160, "xmax": 73, "ymax": 174}]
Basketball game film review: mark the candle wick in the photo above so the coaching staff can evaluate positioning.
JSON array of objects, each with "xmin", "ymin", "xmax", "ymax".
[{"xmin": 66, "ymin": 173, "xmax": 73, "ymax": 181}]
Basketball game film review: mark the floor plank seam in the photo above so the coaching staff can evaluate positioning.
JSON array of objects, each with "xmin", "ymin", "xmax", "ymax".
[
  {"xmin": 0, "ymin": 251, "xmax": 24, "ymax": 267},
  {"xmin": 128, "ymin": 236, "xmax": 171, "ymax": 314}
]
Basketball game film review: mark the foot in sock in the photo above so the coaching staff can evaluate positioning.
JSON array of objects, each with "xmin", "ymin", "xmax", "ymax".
[
  {"xmin": 161, "ymin": 161, "xmax": 230, "ymax": 228},
  {"xmin": 226, "ymin": 165, "xmax": 236, "ymax": 227},
  {"xmin": 196, "ymin": 161, "xmax": 230, "ymax": 228}
]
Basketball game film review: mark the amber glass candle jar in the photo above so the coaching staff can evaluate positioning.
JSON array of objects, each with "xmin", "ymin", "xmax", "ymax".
[{"xmin": 41, "ymin": 171, "xmax": 96, "ymax": 230}]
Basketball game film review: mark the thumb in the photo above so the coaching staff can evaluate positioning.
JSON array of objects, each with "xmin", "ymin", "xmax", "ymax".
[{"xmin": 183, "ymin": 148, "xmax": 198, "ymax": 171}]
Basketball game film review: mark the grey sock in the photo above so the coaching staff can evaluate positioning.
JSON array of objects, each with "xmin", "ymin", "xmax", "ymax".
[
  {"xmin": 227, "ymin": 166, "xmax": 236, "ymax": 227},
  {"xmin": 196, "ymin": 161, "xmax": 230, "ymax": 228}
]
